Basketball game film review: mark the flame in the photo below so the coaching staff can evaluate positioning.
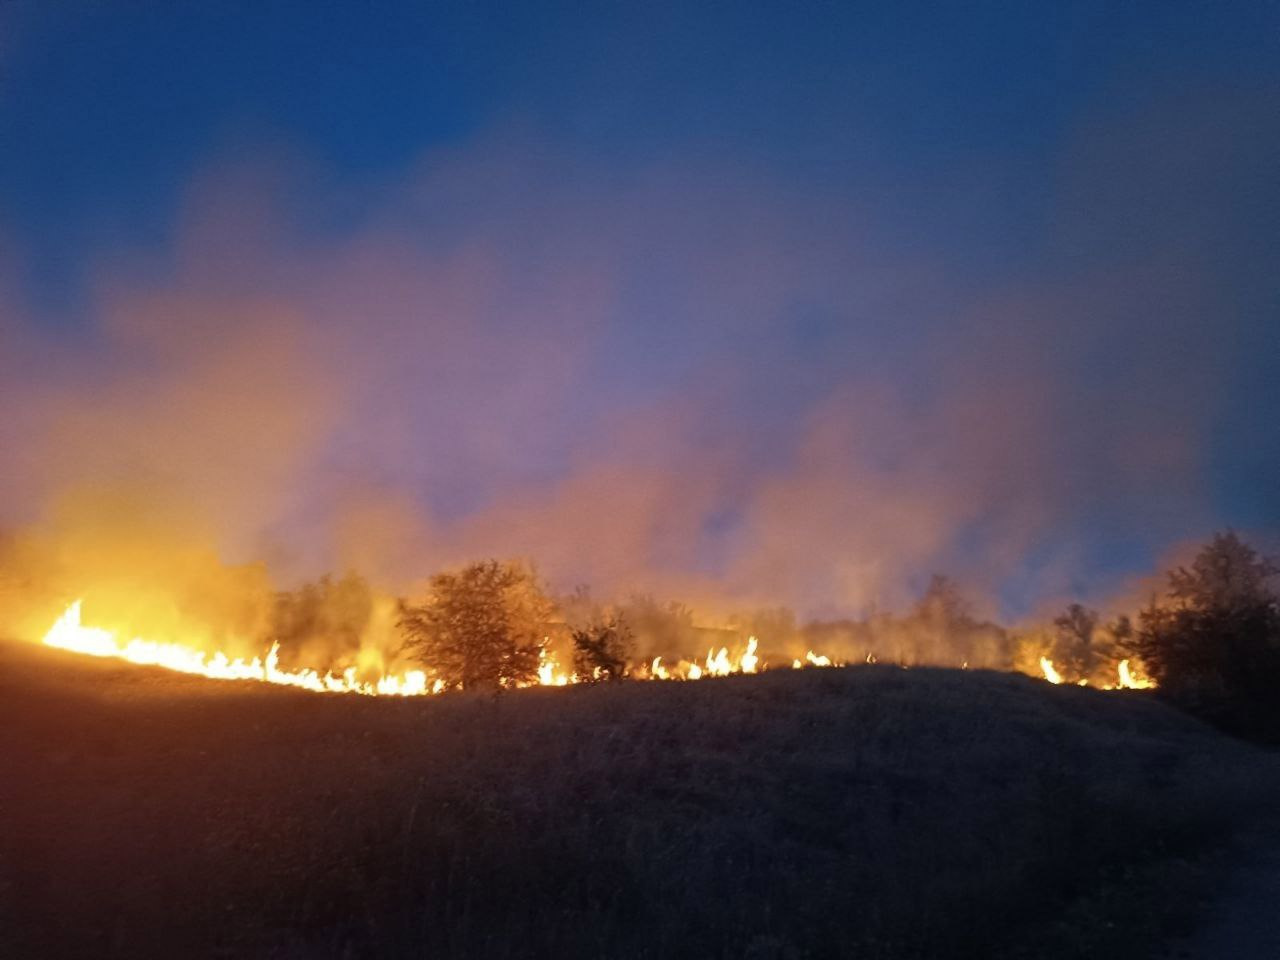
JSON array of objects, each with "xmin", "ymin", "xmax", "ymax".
[
  {"xmin": 792, "ymin": 649, "xmax": 837, "ymax": 669},
  {"xmin": 1116, "ymin": 659, "xmax": 1154, "ymax": 690},
  {"xmin": 40, "ymin": 600, "xmax": 1156, "ymax": 697},
  {"xmin": 652, "ymin": 638, "xmax": 760, "ymax": 680},
  {"xmin": 42, "ymin": 600, "xmax": 440, "ymax": 696},
  {"xmin": 1038, "ymin": 654, "xmax": 1156, "ymax": 690},
  {"xmin": 537, "ymin": 647, "xmax": 571, "ymax": 686}
]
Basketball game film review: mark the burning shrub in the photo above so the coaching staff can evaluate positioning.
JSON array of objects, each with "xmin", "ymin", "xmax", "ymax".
[
  {"xmin": 398, "ymin": 560, "xmax": 554, "ymax": 691},
  {"xmin": 571, "ymin": 614, "xmax": 634, "ymax": 682},
  {"xmin": 270, "ymin": 573, "xmax": 374, "ymax": 666},
  {"xmin": 1124, "ymin": 532, "xmax": 1280, "ymax": 739}
]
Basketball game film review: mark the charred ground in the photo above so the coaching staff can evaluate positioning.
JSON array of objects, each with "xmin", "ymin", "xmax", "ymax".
[{"xmin": 1, "ymin": 639, "xmax": 1276, "ymax": 960}]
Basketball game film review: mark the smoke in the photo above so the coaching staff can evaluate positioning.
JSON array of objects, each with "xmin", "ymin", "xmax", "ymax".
[{"xmin": 1, "ymin": 85, "xmax": 1276, "ymax": 653}]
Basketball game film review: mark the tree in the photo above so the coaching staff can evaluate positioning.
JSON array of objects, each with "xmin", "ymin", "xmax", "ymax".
[
  {"xmin": 1125, "ymin": 532, "xmax": 1280, "ymax": 737},
  {"xmin": 914, "ymin": 575, "xmax": 972, "ymax": 629},
  {"xmin": 398, "ymin": 560, "xmax": 554, "ymax": 691},
  {"xmin": 1051, "ymin": 603, "xmax": 1101, "ymax": 681},
  {"xmin": 571, "ymin": 614, "xmax": 635, "ymax": 682}
]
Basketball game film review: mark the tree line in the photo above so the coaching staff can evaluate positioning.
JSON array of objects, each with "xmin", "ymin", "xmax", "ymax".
[{"xmin": 267, "ymin": 532, "xmax": 1279, "ymax": 739}]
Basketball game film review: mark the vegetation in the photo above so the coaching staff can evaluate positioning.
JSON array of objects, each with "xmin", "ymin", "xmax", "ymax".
[
  {"xmin": 795, "ymin": 574, "xmax": 1010, "ymax": 670},
  {"xmin": 270, "ymin": 572, "xmax": 375, "ymax": 666},
  {"xmin": 570, "ymin": 614, "xmax": 634, "ymax": 681},
  {"xmin": 398, "ymin": 560, "xmax": 553, "ymax": 690},
  {"xmin": 3, "ymin": 638, "xmax": 1277, "ymax": 960},
  {"xmin": 1124, "ymin": 532, "xmax": 1280, "ymax": 739},
  {"xmin": 16, "ymin": 534, "xmax": 1280, "ymax": 956},
  {"xmin": 256, "ymin": 534, "xmax": 1280, "ymax": 738}
]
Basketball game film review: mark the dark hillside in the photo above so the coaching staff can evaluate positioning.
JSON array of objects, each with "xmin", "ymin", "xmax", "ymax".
[{"xmin": 1, "ymin": 639, "xmax": 1275, "ymax": 959}]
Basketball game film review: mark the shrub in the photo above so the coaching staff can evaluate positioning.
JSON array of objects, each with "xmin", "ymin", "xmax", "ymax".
[
  {"xmin": 398, "ymin": 560, "xmax": 553, "ymax": 691},
  {"xmin": 571, "ymin": 615, "xmax": 634, "ymax": 682}
]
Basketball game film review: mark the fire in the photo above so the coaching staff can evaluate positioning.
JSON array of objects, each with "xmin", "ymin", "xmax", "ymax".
[
  {"xmin": 41, "ymin": 600, "xmax": 1155, "ymax": 696},
  {"xmin": 42, "ymin": 600, "xmax": 440, "ymax": 696},
  {"xmin": 537, "ymin": 648, "xmax": 571, "ymax": 686},
  {"xmin": 42, "ymin": 602, "xmax": 770, "ymax": 695},
  {"xmin": 1038, "ymin": 653, "xmax": 1156, "ymax": 689},
  {"xmin": 652, "ymin": 638, "xmax": 761, "ymax": 680},
  {"xmin": 792, "ymin": 650, "xmax": 836, "ymax": 669},
  {"xmin": 1116, "ymin": 659, "xmax": 1154, "ymax": 690}
]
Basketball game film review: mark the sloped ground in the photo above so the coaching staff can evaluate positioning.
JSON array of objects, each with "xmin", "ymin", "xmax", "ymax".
[
  {"xmin": 1, "ymin": 638, "xmax": 1276, "ymax": 959},
  {"xmin": 1162, "ymin": 824, "xmax": 1280, "ymax": 960}
]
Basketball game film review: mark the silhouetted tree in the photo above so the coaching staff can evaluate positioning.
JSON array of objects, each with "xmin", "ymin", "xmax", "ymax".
[
  {"xmin": 1125, "ymin": 532, "xmax": 1280, "ymax": 738},
  {"xmin": 1051, "ymin": 603, "xmax": 1101, "ymax": 680},
  {"xmin": 399, "ymin": 560, "xmax": 553, "ymax": 691},
  {"xmin": 571, "ymin": 614, "xmax": 635, "ymax": 682}
]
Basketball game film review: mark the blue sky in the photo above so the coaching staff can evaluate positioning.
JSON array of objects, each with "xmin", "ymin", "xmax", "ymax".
[{"xmin": 1, "ymin": 1, "xmax": 1277, "ymax": 617}]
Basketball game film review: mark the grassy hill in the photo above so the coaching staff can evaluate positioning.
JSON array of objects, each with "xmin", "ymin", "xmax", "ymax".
[{"xmin": 1, "ymin": 638, "xmax": 1276, "ymax": 959}]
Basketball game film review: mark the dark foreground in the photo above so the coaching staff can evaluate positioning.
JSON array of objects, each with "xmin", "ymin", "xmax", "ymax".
[{"xmin": 1, "ymin": 640, "xmax": 1276, "ymax": 960}]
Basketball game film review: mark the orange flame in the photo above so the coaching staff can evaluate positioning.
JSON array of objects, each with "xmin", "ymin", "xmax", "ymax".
[
  {"xmin": 42, "ymin": 600, "xmax": 440, "ymax": 696},
  {"xmin": 1039, "ymin": 656, "xmax": 1063, "ymax": 685},
  {"xmin": 1116, "ymin": 659, "xmax": 1154, "ymax": 689},
  {"xmin": 43, "ymin": 602, "xmax": 773, "ymax": 694}
]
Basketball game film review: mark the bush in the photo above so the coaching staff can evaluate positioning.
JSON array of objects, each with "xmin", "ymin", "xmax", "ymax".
[
  {"xmin": 571, "ymin": 615, "xmax": 634, "ymax": 682},
  {"xmin": 271, "ymin": 573, "xmax": 373, "ymax": 648},
  {"xmin": 1126, "ymin": 532, "xmax": 1280, "ymax": 738},
  {"xmin": 398, "ymin": 560, "xmax": 553, "ymax": 691}
]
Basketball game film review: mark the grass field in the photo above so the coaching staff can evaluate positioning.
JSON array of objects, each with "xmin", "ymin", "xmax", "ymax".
[{"xmin": 2, "ymin": 639, "xmax": 1277, "ymax": 959}]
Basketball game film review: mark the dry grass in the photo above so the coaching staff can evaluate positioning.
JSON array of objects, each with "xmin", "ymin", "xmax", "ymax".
[{"xmin": 1, "ymin": 639, "xmax": 1276, "ymax": 959}]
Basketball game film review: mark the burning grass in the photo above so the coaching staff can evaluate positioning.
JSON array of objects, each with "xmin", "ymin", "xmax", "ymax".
[{"xmin": 1, "ymin": 638, "xmax": 1276, "ymax": 959}]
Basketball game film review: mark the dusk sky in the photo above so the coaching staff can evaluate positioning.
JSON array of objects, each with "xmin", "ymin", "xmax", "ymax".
[{"xmin": 1, "ymin": 1, "xmax": 1277, "ymax": 619}]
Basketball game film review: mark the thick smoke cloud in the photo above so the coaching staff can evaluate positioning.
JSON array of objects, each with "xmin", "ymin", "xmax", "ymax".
[{"xmin": 1, "ymin": 83, "xmax": 1276, "ymax": 633}]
